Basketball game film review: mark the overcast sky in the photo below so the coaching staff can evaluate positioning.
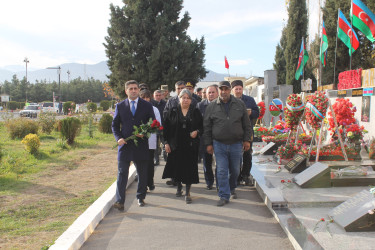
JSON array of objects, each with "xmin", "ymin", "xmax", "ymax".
[{"xmin": 0, "ymin": 0, "xmax": 289, "ymax": 77}]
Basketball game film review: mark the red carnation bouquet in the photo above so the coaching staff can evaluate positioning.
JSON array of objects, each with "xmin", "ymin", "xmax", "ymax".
[
  {"xmin": 113, "ymin": 118, "xmax": 163, "ymax": 148},
  {"xmin": 257, "ymin": 101, "xmax": 266, "ymax": 120},
  {"xmin": 284, "ymin": 94, "xmax": 304, "ymax": 129},
  {"xmin": 305, "ymin": 91, "xmax": 329, "ymax": 130},
  {"xmin": 328, "ymin": 98, "xmax": 356, "ymax": 134}
]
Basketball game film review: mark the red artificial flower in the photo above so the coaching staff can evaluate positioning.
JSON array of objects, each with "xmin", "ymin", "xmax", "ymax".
[{"xmin": 159, "ymin": 126, "xmax": 163, "ymax": 130}]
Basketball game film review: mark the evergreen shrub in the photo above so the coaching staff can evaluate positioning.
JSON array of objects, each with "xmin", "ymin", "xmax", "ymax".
[
  {"xmin": 6, "ymin": 118, "xmax": 39, "ymax": 139},
  {"xmin": 60, "ymin": 117, "xmax": 81, "ymax": 145},
  {"xmin": 21, "ymin": 133, "xmax": 40, "ymax": 154},
  {"xmin": 99, "ymin": 113, "xmax": 113, "ymax": 134}
]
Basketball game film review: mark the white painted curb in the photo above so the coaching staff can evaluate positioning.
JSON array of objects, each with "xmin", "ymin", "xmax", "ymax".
[{"xmin": 49, "ymin": 164, "xmax": 137, "ymax": 250}]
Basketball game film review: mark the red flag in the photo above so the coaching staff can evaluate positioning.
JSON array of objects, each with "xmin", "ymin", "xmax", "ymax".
[{"xmin": 224, "ymin": 56, "xmax": 229, "ymax": 69}]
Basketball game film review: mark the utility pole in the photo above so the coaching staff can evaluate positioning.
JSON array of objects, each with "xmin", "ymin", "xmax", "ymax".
[
  {"xmin": 47, "ymin": 66, "xmax": 61, "ymax": 102},
  {"xmin": 24, "ymin": 57, "xmax": 29, "ymax": 102},
  {"xmin": 67, "ymin": 70, "xmax": 71, "ymax": 83}
]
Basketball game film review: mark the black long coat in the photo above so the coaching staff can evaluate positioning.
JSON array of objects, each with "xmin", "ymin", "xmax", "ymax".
[{"xmin": 162, "ymin": 104, "xmax": 203, "ymax": 184}]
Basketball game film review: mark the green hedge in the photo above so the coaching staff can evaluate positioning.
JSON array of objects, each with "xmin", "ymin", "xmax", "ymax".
[{"xmin": 7, "ymin": 101, "xmax": 18, "ymax": 110}]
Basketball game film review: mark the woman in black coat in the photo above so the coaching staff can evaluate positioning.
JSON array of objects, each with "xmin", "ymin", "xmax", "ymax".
[{"xmin": 162, "ymin": 89, "xmax": 203, "ymax": 204}]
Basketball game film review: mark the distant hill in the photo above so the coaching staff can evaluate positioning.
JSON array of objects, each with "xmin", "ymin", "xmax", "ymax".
[{"xmin": 0, "ymin": 61, "xmax": 227, "ymax": 83}]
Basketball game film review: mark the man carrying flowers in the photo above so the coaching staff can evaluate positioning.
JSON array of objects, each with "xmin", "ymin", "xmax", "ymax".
[{"xmin": 112, "ymin": 80, "xmax": 156, "ymax": 210}]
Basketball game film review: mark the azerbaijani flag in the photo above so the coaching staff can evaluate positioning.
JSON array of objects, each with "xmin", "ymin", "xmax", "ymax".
[
  {"xmin": 295, "ymin": 39, "xmax": 309, "ymax": 80},
  {"xmin": 320, "ymin": 21, "xmax": 328, "ymax": 67},
  {"xmin": 351, "ymin": 0, "xmax": 375, "ymax": 43},
  {"xmin": 338, "ymin": 9, "xmax": 359, "ymax": 55}
]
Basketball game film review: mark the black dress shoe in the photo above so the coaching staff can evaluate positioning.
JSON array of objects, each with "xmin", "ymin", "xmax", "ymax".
[
  {"xmin": 113, "ymin": 202, "xmax": 124, "ymax": 211},
  {"xmin": 137, "ymin": 199, "xmax": 145, "ymax": 207},
  {"xmin": 148, "ymin": 185, "xmax": 155, "ymax": 191}
]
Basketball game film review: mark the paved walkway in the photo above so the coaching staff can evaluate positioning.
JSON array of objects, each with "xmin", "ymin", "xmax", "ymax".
[{"xmin": 81, "ymin": 161, "xmax": 293, "ymax": 250}]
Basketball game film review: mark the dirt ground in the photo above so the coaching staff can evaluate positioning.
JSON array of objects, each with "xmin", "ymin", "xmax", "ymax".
[{"xmin": 0, "ymin": 145, "xmax": 118, "ymax": 250}]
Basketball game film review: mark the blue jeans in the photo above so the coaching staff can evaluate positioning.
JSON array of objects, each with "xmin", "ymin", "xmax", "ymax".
[{"xmin": 213, "ymin": 140, "xmax": 242, "ymax": 200}]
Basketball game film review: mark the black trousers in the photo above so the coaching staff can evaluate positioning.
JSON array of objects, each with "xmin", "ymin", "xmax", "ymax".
[
  {"xmin": 240, "ymin": 142, "xmax": 253, "ymax": 178},
  {"xmin": 202, "ymin": 151, "xmax": 214, "ymax": 187},
  {"xmin": 148, "ymin": 149, "xmax": 155, "ymax": 187}
]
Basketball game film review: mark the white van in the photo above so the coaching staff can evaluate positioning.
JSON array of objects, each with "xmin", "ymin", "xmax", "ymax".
[{"xmin": 42, "ymin": 102, "xmax": 58, "ymax": 113}]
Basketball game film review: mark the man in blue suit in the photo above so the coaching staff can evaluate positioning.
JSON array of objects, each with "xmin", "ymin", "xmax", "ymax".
[{"xmin": 112, "ymin": 80, "xmax": 156, "ymax": 210}]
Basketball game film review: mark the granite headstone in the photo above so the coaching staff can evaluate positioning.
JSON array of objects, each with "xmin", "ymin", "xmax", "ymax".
[
  {"xmin": 328, "ymin": 190, "xmax": 375, "ymax": 232},
  {"xmin": 293, "ymin": 162, "xmax": 330, "ymax": 188}
]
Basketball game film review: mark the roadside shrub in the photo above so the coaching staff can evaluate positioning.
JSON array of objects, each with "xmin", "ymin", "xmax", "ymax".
[
  {"xmin": 39, "ymin": 112, "xmax": 56, "ymax": 134},
  {"xmin": 18, "ymin": 102, "xmax": 26, "ymax": 109},
  {"xmin": 60, "ymin": 117, "xmax": 81, "ymax": 145},
  {"xmin": 99, "ymin": 113, "xmax": 113, "ymax": 134},
  {"xmin": 100, "ymin": 100, "xmax": 111, "ymax": 111},
  {"xmin": 63, "ymin": 101, "xmax": 76, "ymax": 115},
  {"xmin": 21, "ymin": 133, "xmax": 40, "ymax": 154},
  {"xmin": 86, "ymin": 102, "xmax": 97, "ymax": 113},
  {"xmin": 7, "ymin": 101, "xmax": 18, "ymax": 110},
  {"xmin": 6, "ymin": 118, "xmax": 39, "ymax": 139},
  {"xmin": 98, "ymin": 107, "xmax": 103, "ymax": 112}
]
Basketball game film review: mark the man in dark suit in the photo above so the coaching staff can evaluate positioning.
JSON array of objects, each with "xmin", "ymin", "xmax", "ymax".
[
  {"xmin": 112, "ymin": 80, "xmax": 156, "ymax": 210},
  {"xmin": 197, "ymin": 84, "xmax": 219, "ymax": 190}
]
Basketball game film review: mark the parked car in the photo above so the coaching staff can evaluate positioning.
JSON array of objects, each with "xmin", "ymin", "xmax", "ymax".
[
  {"xmin": 20, "ymin": 105, "xmax": 41, "ymax": 118},
  {"xmin": 42, "ymin": 102, "xmax": 58, "ymax": 113}
]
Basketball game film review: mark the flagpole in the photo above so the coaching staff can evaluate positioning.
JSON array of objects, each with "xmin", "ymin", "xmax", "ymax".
[
  {"xmin": 334, "ymin": 9, "xmax": 340, "ymax": 86},
  {"xmin": 302, "ymin": 37, "xmax": 305, "ymax": 81},
  {"xmin": 227, "ymin": 68, "xmax": 230, "ymax": 77},
  {"xmin": 350, "ymin": 0, "xmax": 353, "ymax": 71},
  {"xmin": 319, "ymin": 21, "xmax": 323, "ymax": 89}
]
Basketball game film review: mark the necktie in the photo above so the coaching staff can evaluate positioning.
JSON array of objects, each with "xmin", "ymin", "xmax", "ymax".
[{"xmin": 131, "ymin": 100, "xmax": 136, "ymax": 116}]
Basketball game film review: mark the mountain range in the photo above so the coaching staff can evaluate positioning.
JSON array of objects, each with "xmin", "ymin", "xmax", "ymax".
[{"xmin": 0, "ymin": 61, "xmax": 228, "ymax": 83}]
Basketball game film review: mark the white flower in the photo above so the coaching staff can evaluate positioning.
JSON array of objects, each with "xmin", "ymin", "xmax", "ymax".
[{"xmin": 368, "ymin": 210, "xmax": 374, "ymax": 215}]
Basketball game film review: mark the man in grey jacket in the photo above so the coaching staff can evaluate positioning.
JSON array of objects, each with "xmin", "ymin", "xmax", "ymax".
[{"xmin": 204, "ymin": 81, "xmax": 251, "ymax": 206}]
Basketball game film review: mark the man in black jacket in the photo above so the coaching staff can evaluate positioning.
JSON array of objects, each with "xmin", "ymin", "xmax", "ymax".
[
  {"xmin": 204, "ymin": 81, "xmax": 251, "ymax": 206},
  {"xmin": 197, "ymin": 85, "xmax": 219, "ymax": 190},
  {"xmin": 231, "ymin": 80, "xmax": 259, "ymax": 186}
]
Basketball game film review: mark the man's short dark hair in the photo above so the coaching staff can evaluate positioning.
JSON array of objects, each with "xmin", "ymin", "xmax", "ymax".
[
  {"xmin": 139, "ymin": 83, "xmax": 149, "ymax": 91},
  {"xmin": 175, "ymin": 80, "xmax": 185, "ymax": 87},
  {"xmin": 139, "ymin": 89, "xmax": 152, "ymax": 99},
  {"xmin": 196, "ymin": 87, "xmax": 203, "ymax": 92},
  {"xmin": 154, "ymin": 90, "xmax": 163, "ymax": 94},
  {"xmin": 125, "ymin": 80, "xmax": 139, "ymax": 89}
]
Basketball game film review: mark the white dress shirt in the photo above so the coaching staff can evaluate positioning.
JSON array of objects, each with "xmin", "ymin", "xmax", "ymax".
[{"xmin": 148, "ymin": 106, "xmax": 162, "ymax": 149}]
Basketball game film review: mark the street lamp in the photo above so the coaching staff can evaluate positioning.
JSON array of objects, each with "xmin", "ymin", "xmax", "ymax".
[
  {"xmin": 24, "ymin": 57, "xmax": 29, "ymax": 102},
  {"xmin": 46, "ymin": 66, "xmax": 61, "ymax": 102}
]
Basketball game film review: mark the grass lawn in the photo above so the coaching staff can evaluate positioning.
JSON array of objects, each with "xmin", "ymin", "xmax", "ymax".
[{"xmin": 0, "ymin": 118, "xmax": 118, "ymax": 249}]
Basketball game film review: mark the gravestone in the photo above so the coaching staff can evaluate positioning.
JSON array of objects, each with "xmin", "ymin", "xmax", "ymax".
[
  {"xmin": 328, "ymin": 190, "xmax": 375, "ymax": 232},
  {"xmin": 284, "ymin": 154, "xmax": 307, "ymax": 173},
  {"xmin": 330, "ymin": 166, "xmax": 375, "ymax": 187},
  {"xmin": 259, "ymin": 142, "xmax": 277, "ymax": 155},
  {"xmin": 293, "ymin": 162, "xmax": 330, "ymax": 188}
]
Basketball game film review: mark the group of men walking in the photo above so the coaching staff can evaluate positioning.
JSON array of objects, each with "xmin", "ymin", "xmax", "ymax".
[{"xmin": 112, "ymin": 78, "xmax": 259, "ymax": 210}]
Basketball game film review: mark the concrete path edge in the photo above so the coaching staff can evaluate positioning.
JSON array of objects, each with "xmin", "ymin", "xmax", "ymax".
[{"xmin": 49, "ymin": 164, "xmax": 137, "ymax": 250}]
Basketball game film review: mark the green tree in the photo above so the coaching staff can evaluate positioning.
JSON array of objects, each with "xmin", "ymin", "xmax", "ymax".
[
  {"xmin": 284, "ymin": 0, "xmax": 309, "ymax": 93},
  {"xmin": 274, "ymin": 27, "xmax": 287, "ymax": 85},
  {"xmin": 104, "ymin": 0, "xmax": 207, "ymax": 97}
]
